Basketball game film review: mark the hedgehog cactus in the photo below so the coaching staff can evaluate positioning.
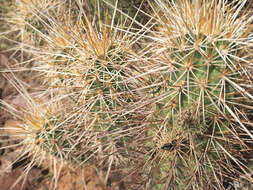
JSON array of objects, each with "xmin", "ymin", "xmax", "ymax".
[
  {"xmin": 1, "ymin": 0, "xmax": 151, "ymax": 188},
  {"xmin": 35, "ymin": 2, "xmax": 150, "ymax": 168},
  {"xmin": 143, "ymin": 0, "xmax": 253, "ymax": 189},
  {"xmin": 1, "ymin": 0, "xmax": 253, "ymax": 189}
]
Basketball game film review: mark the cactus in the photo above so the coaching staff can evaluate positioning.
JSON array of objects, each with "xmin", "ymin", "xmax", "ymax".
[
  {"xmin": 1, "ymin": 0, "xmax": 151, "ymax": 188},
  {"xmin": 142, "ymin": 0, "xmax": 253, "ymax": 189},
  {"xmin": 1, "ymin": 0, "xmax": 253, "ymax": 189}
]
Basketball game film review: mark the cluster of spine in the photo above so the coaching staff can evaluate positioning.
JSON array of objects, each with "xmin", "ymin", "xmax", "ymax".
[{"xmin": 1, "ymin": 0, "xmax": 253, "ymax": 189}]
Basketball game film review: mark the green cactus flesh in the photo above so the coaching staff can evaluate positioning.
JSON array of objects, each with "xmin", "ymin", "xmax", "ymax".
[{"xmin": 153, "ymin": 34, "xmax": 235, "ymax": 121}]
